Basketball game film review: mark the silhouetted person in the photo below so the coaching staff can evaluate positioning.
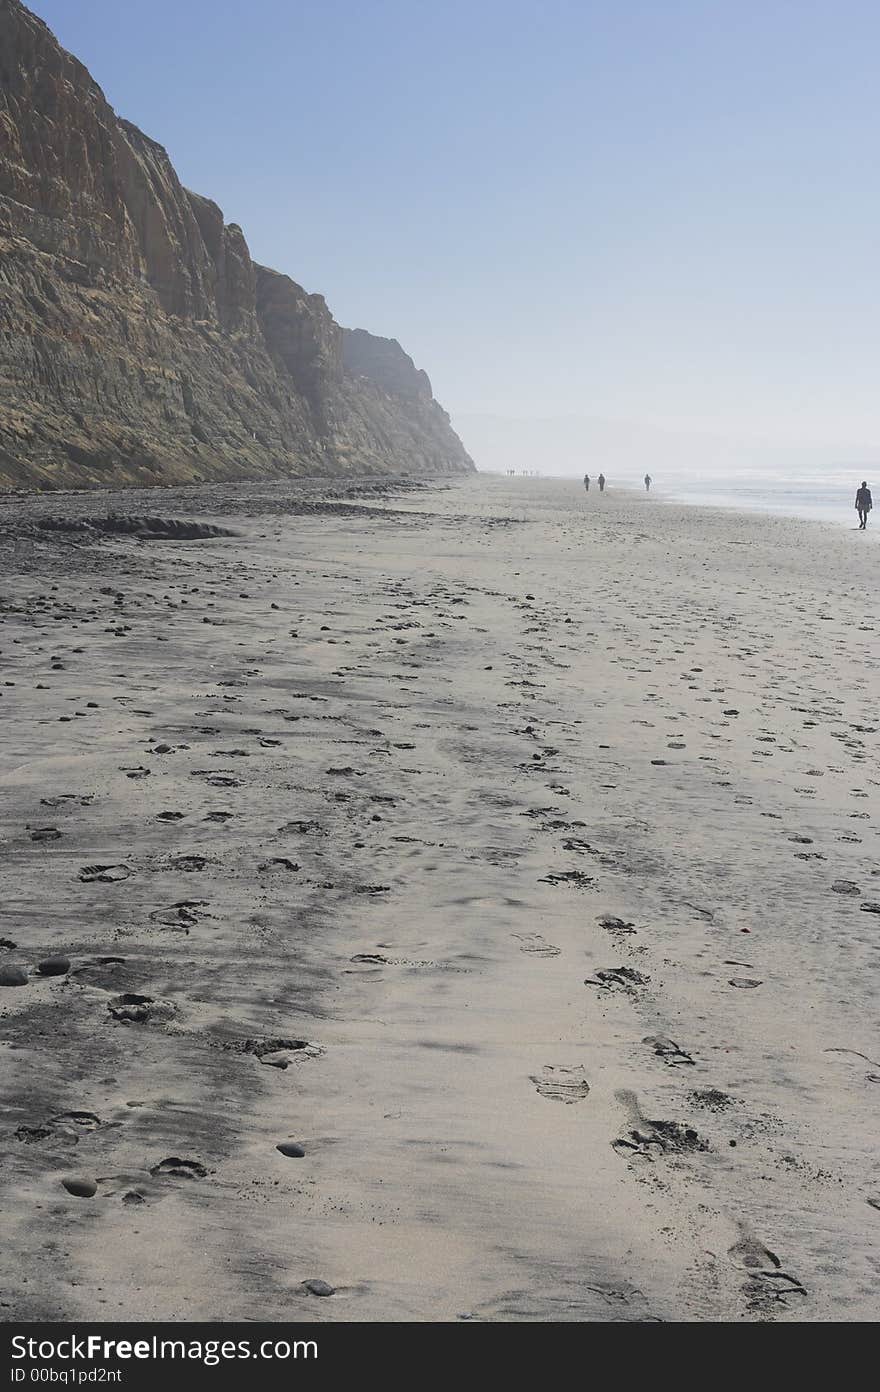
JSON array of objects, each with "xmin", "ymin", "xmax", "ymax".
[
  {"xmin": 583, "ymin": 474, "xmax": 590, "ymax": 492},
  {"xmin": 644, "ymin": 473, "xmax": 652, "ymax": 492},
  {"xmin": 598, "ymin": 473, "xmax": 606, "ymax": 493},
  {"xmin": 855, "ymin": 481, "xmax": 873, "ymax": 529}
]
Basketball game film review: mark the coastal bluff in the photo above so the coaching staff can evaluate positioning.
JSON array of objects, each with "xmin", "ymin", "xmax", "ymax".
[{"xmin": 0, "ymin": 0, "xmax": 473, "ymax": 489}]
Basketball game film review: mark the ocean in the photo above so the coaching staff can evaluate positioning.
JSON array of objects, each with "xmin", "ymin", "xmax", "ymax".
[
  {"xmin": 660, "ymin": 478, "xmax": 874, "ymax": 527},
  {"xmin": 615, "ymin": 467, "xmax": 877, "ymax": 529}
]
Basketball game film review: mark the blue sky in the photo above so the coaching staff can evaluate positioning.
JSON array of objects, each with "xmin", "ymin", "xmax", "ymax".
[{"xmin": 31, "ymin": 1, "xmax": 880, "ymax": 462}]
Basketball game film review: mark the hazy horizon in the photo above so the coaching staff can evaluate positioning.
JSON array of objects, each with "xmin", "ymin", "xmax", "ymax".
[
  {"xmin": 454, "ymin": 410, "xmax": 880, "ymax": 480},
  {"xmin": 32, "ymin": 0, "xmax": 880, "ymax": 473}
]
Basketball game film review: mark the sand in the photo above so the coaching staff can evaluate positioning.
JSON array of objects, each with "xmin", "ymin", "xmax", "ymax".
[{"xmin": 0, "ymin": 473, "xmax": 878, "ymax": 1323}]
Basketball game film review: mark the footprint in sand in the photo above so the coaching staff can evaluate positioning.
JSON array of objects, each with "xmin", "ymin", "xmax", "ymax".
[
  {"xmin": 232, "ymin": 1037, "xmax": 323, "ymax": 1069},
  {"xmin": 79, "ymin": 863, "xmax": 132, "ymax": 883},
  {"xmin": 193, "ymin": 770, "xmax": 241, "ymax": 788},
  {"xmin": 150, "ymin": 1157, "xmax": 208, "ymax": 1179},
  {"xmin": 107, "ymin": 993, "xmax": 175, "ymax": 1024},
  {"xmin": 585, "ymin": 966, "xmax": 649, "ymax": 994},
  {"xmin": 728, "ymin": 1228, "xmax": 806, "ymax": 1306},
  {"xmin": 689, "ymin": 1088, "xmax": 733, "ymax": 1111},
  {"xmin": 824, "ymin": 1047, "xmax": 880, "ymax": 1084},
  {"xmin": 512, "ymin": 933, "xmax": 561, "ymax": 957},
  {"xmin": 70, "ymin": 956, "xmax": 125, "ymax": 987},
  {"xmin": 539, "ymin": 870, "xmax": 595, "ymax": 889},
  {"xmin": 54, "ymin": 1110, "xmax": 103, "ymax": 1132},
  {"xmin": 644, "ymin": 1035, "xmax": 695, "ymax": 1066},
  {"xmin": 16, "ymin": 1124, "xmax": 62, "ymax": 1145},
  {"xmin": 150, "ymin": 900, "xmax": 213, "ymax": 929},
  {"xmin": 612, "ymin": 1090, "xmax": 707, "ymax": 1159},
  {"xmin": 728, "ymin": 1231, "xmax": 781, "ymax": 1271},
  {"xmin": 279, "ymin": 819, "xmax": 324, "ymax": 835},
  {"xmin": 29, "ymin": 826, "xmax": 61, "ymax": 841},
  {"xmin": 166, "ymin": 854, "xmax": 211, "ymax": 873},
  {"xmin": 598, "ymin": 915, "xmax": 636, "ymax": 937},
  {"xmin": 94, "ymin": 1171, "xmax": 163, "ymax": 1205},
  {"xmin": 530, "ymin": 1065, "xmax": 590, "ymax": 1103},
  {"xmin": 17, "ymin": 1110, "xmax": 104, "ymax": 1146}
]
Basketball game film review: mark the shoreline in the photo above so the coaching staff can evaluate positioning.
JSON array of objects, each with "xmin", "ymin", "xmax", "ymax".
[
  {"xmin": 478, "ymin": 469, "xmax": 879, "ymax": 534},
  {"xmin": 1, "ymin": 474, "xmax": 877, "ymax": 1321},
  {"xmin": 4, "ymin": 466, "xmax": 876, "ymax": 543},
  {"xmin": 657, "ymin": 486, "xmax": 879, "ymax": 533}
]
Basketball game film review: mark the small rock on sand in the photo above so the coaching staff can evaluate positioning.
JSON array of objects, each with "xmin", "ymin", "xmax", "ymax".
[
  {"xmin": 0, "ymin": 964, "xmax": 29, "ymax": 987},
  {"xmin": 37, "ymin": 954, "xmax": 71, "ymax": 976},
  {"xmin": 303, "ymin": 1279, "xmax": 334, "ymax": 1297},
  {"xmin": 62, "ymin": 1175, "xmax": 97, "ymax": 1198},
  {"xmin": 276, "ymin": 1142, "xmax": 306, "ymax": 1158}
]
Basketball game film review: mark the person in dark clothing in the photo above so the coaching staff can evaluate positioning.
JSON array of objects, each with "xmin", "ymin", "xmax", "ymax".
[
  {"xmin": 583, "ymin": 474, "xmax": 590, "ymax": 492},
  {"xmin": 644, "ymin": 473, "xmax": 652, "ymax": 491},
  {"xmin": 598, "ymin": 473, "xmax": 606, "ymax": 493},
  {"xmin": 855, "ymin": 481, "xmax": 873, "ymax": 529}
]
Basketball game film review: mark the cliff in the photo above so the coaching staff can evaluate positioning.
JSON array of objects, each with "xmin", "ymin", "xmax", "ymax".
[{"xmin": 0, "ymin": 0, "xmax": 473, "ymax": 489}]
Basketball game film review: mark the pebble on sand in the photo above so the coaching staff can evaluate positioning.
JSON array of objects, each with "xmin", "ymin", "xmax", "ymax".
[
  {"xmin": 303, "ymin": 1279, "xmax": 334, "ymax": 1297},
  {"xmin": 276, "ymin": 1142, "xmax": 306, "ymax": 1158},
  {"xmin": 0, "ymin": 964, "xmax": 29, "ymax": 987},
  {"xmin": 62, "ymin": 1175, "xmax": 97, "ymax": 1198},
  {"xmin": 37, "ymin": 954, "xmax": 71, "ymax": 976}
]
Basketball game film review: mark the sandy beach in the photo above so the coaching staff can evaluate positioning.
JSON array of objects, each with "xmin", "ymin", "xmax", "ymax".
[{"xmin": 1, "ymin": 473, "xmax": 878, "ymax": 1323}]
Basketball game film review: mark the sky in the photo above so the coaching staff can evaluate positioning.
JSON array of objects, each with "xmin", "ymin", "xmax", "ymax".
[{"xmin": 30, "ymin": 0, "xmax": 880, "ymax": 472}]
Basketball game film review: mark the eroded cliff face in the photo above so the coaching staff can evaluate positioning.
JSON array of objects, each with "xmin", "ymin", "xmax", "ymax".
[{"xmin": 0, "ymin": 0, "xmax": 473, "ymax": 489}]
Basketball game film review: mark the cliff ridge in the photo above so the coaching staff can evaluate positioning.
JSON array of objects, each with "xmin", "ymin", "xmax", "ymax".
[{"xmin": 0, "ymin": 0, "xmax": 473, "ymax": 489}]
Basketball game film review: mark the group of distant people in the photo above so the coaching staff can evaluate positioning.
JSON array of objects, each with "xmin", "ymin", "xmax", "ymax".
[{"xmin": 582, "ymin": 473, "xmax": 651, "ymax": 494}]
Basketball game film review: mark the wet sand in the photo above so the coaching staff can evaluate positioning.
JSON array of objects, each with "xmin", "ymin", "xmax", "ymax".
[{"xmin": 1, "ymin": 473, "xmax": 878, "ymax": 1322}]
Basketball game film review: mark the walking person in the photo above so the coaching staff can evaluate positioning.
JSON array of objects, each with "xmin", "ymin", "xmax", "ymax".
[
  {"xmin": 583, "ymin": 474, "xmax": 590, "ymax": 492},
  {"xmin": 598, "ymin": 472, "xmax": 606, "ymax": 493},
  {"xmin": 855, "ymin": 480, "xmax": 873, "ymax": 529},
  {"xmin": 644, "ymin": 473, "xmax": 652, "ymax": 492}
]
